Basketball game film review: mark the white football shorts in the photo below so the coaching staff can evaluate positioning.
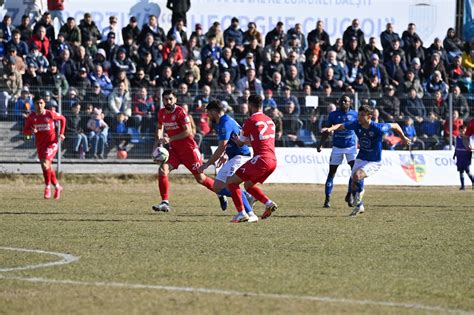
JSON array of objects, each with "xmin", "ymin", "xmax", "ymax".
[
  {"xmin": 216, "ymin": 154, "xmax": 252, "ymax": 183},
  {"xmin": 352, "ymin": 159, "xmax": 382, "ymax": 177},
  {"xmin": 330, "ymin": 145, "xmax": 357, "ymax": 165}
]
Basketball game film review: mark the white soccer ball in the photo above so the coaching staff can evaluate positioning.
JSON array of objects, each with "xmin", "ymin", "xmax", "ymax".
[{"xmin": 152, "ymin": 147, "xmax": 169, "ymax": 163}]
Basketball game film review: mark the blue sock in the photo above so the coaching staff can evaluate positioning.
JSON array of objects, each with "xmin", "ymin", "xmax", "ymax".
[
  {"xmin": 241, "ymin": 191, "xmax": 253, "ymax": 214},
  {"xmin": 219, "ymin": 188, "xmax": 232, "ymax": 197},
  {"xmin": 460, "ymin": 172, "xmax": 465, "ymax": 188},
  {"xmin": 325, "ymin": 175, "xmax": 334, "ymax": 196},
  {"xmin": 357, "ymin": 179, "xmax": 364, "ymax": 192},
  {"xmin": 347, "ymin": 178, "xmax": 352, "ymax": 193}
]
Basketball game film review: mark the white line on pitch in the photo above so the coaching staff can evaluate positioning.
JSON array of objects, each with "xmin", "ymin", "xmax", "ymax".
[{"xmin": 0, "ymin": 246, "xmax": 79, "ymax": 272}]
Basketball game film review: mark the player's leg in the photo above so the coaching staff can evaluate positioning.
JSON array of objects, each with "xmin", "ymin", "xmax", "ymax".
[
  {"xmin": 244, "ymin": 180, "xmax": 277, "ymax": 220},
  {"xmin": 153, "ymin": 162, "xmax": 175, "ymax": 212},
  {"xmin": 324, "ymin": 164, "xmax": 339, "ymax": 208},
  {"xmin": 458, "ymin": 168, "xmax": 465, "ymax": 190},
  {"xmin": 350, "ymin": 168, "xmax": 367, "ymax": 216},
  {"xmin": 465, "ymin": 166, "xmax": 474, "ymax": 188},
  {"xmin": 346, "ymin": 160, "xmax": 356, "ymax": 207},
  {"xmin": 40, "ymin": 159, "xmax": 52, "ymax": 199},
  {"xmin": 226, "ymin": 173, "xmax": 249, "ymax": 222}
]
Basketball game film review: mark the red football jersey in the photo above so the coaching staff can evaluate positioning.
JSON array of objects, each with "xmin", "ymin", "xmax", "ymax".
[
  {"xmin": 158, "ymin": 105, "xmax": 196, "ymax": 150},
  {"xmin": 23, "ymin": 110, "xmax": 66, "ymax": 150},
  {"xmin": 241, "ymin": 111, "xmax": 276, "ymax": 159},
  {"xmin": 466, "ymin": 119, "xmax": 474, "ymax": 137}
]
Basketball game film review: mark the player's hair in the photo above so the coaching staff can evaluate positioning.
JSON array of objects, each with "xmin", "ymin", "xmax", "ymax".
[
  {"xmin": 162, "ymin": 89, "xmax": 176, "ymax": 97},
  {"xmin": 338, "ymin": 94, "xmax": 351, "ymax": 104},
  {"xmin": 206, "ymin": 99, "xmax": 224, "ymax": 112},
  {"xmin": 358, "ymin": 105, "xmax": 373, "ymax": 116},
  {"xmin": 248, "ymin": 94, "xmax": 263, "ymax": 109}
]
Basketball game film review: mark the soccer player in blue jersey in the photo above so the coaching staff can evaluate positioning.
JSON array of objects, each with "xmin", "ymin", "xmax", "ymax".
[
  {"xmin": 317, "ymin": 95, "xmax": 359, "ymax": 208},
  {"xmin": 454, "ymin": 125, "xmax": 473, "ymax": 190},
  {"xmin": 198, "ymin": 100, "xmax": 258, "ymax": 222},
  {"xmin": 322, "ymin": 105, "xmax": 411, "ymax": 216}
]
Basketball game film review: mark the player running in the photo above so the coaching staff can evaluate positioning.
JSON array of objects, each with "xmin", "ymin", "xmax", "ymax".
[
  {"xmin": 23, "ymin": 97, "xmax": 66, "ymax": 200},
  {"xmin": 454, "ymin": 125, "xmax": 473, "ymax": 190},
  {"xmin": 198, "ymin": 100, "xmax": 258, "ymax": 222},
  {"xmin": 322, "ymin": 105, "xmax": 411, "ymax": 216},
  {"xmin": 226, "ymin": 94, "xmax": 278, "ymax": 223},
  {"xmin": 152, "ymin": 89, "xmax": 218, "ymax": 212},
  {"xmin": 317, "ymin": 95, "xmax": 359, "ymax": 208}
]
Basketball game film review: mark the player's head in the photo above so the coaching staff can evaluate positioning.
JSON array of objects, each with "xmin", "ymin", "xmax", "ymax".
[
  {"xmin": 162, "ymin": 89, "xmax": 177, "ymax": 111},
  {"xmin": 206, "ymin": 99, "xmax": 225, "ymax": 122},
  {"xmin": 338, "ymin": 95, "xmax": 352, "ymax": 112},
  {"xmin": 247, "ymin": 94, "xmax": 263, "ymax": 114},
  {"xmin": 460, "ymin": 124, "xmax": 467, "ymax": 136},
  {"xmin": 35, "ymin": 98, "xmax": 46, "ymax": 114},
  {"xmin": 357, "ymin": 104, "xmax": 373, "ymax": 125}
]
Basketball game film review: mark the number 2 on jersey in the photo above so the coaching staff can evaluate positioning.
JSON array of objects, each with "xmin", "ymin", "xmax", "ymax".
[{"xmin": 255, "ymin": 120, "xmax": 275, "ymax": 140}]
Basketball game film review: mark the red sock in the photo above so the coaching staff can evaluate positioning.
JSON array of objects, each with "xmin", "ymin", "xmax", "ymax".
[
  {"xmin": 50, "ymin": 168, "xmax": 58, "ymax": 186},
  {"xmin": 42, "ymin": 168, "xmax": 51, "ymax": 186},
  {"xmin": 246, "ymin": 185, "xmax": 269, "ymax": 204},
  {"xmin": 158, "ymin": 175, "xmax": 169, "ymax": 200},
  {"xmin": 228, "ymin": 183, "xmax": 244, "ymax": 212},
  {"xmin": 201, "ymin": 176, "xmax": 215, "ymax": 192}
]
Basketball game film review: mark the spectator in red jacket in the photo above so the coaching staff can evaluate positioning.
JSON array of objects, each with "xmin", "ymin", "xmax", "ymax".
[{"xmin": 29, "ymin": 27, "xmax": 50, "ymax": 59}]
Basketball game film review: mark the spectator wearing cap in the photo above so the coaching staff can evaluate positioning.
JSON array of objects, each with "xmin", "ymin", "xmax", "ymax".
[
  {"xmin": 385, "ymin": 52, "xmax": 407, "ymax": 88},
  {"xmin": 205, "ymin": 22, "xmax": 225, "ymax": 47},
  {"xmin": 303, "ymin": 53, "xmax": 322, "ymax": 86},
  {"xmin": 92, "ymin": 48, "xmax": 111, "ymax": 74},
  {"xmin": 8, "ymin": 29, "xmax": 29, "ymax": 58},
  {"xmin": 101, "ymin": 16, "xmax": 122, "ymax": 45},
  {"xmin": 59, "ymin": 17, "xmax": 82, "ymax": 46},
  {"xmin": 307, "ymin": 20, "xmax": 331, "ymax": 52},
  {"xmin": 79, "ymin": 13, "xmax": 101, "ymax": 44},
  {"xmin": 85, "ymin": 82, "xmax": 108, "ymax": 113},
  {"xmin": 16, "ymin": 15, "xmax": 32, "ymax": 42},
  {"xmin": 22, "ymin": 63, "xmax": 43, "ymax": 93},
  {"xmin": 262, "ymin": 51, "xmax": 285, "ymax": 86},
  {"xmin": 239, "ymin": 51, "xmax": 256, "ymax": 77},
  {"xmin": 379, "ymin": 84, "xmax": 402, "ymax": 122},
  {"xmin": 235, "ymin": 67, "xmax": 263, "ymax": 96},
  {"xmin": 350, "ymin": 73, "xmax": 369, "ymax": 98},
  {"xmin": 167, "ymin": 18, "xmax": 188, "ymax": 46},
  {"xmin": 201, "ymin": 35, "xmax": 222, "ymax": 63},
  {"xmin": 346, "ymin": 36, "xmax": 365, "ymax": 67},
  {"xmin": 286, "ymin": 33, "xmax": 306, "ymax": 61},
  {"xmin": 401, "ymin": 23, "xmax": 423, "ymax": 53},
  {"xmin": 56, "ymin": 48, "xmax": 77, "ymax": 82},
  {"xmin": 63, "ymin": 87, "xmax": 82, "ymax": 111},
  {"xmin": 7, "ymin": 45, "xmax": 26, "ymax": 75},
  {"xmin": 0, "ymin": 15, "xmax": 13, "ymax": 43},
  {"xmin": 162, "ymin": 34, "xmax": 184, "ymax": 64},
  {"xmin": 50, "ymin": 32, "xmax": 73, "ymax": 61},
  {"xmin": 443, "ymin": 28, "xmax": 463, "ymax": 62},
  {"xmin": 224, "ymin": 17, "xmax": 244, "ymax": 48},
  {"xmin": 380, "ymin": 23, "xmax": 402, "ymax": 52},
  {"xmin": 286, "ymin": 23, "xmax": 307, "ymax": 52},
  {"xmin": 47, "ymin": 0, "xmax": 66, "ymax": 27},
  {"xmin": 138, "ymin": 15, "xmax": 166, "ymax": 45},
  {"xmin": 362, "ymin": 53, "xmax": 389, "ymax": 86},
  {"xmin": 406, "ymin": 37, "xmax": 425, "ymax": 69},
  {"xmin": 383, "ymin": 38, "xmax": 406, "ymax": 68},
  {"xmin": 190, "ymin": 24, "xmax": 206, "ymax": 48},
  {"xmin": 29, "ymin": 26, "xmax": 50, "ymax": 59},
  {"xmin": 33, "ymin": 12, "xmax": 55, "ymax": 42},
  {"xmin": 363, "ymin": 37, "xmax": 382, "ymax": 64},
  {"xmin": 13, "ymin": 87, "xmax": 34, "ymax": 126},
  {"xmin": 98, "ymin": 32, "xmax": 119, "ymax": 62},
  {"xmin": 264, "ymin": 21, "xmax": 286, "ymax": 46},
  {"xmin": 409, "ymin": 57, "xmax": 422, "ymax": 79},
  {"xmin": 342, "ymin": 19, "xmax": 366, "ymax": 50},
  {"xmin": 263, "ymin": 34, "xmax": 287, "ymax": 63},
  {"xmin": 42, "ymin": 61, "xmax": 69, "ymax": 97},
  {"xmin": 398, "ymin": 69, "xmax": 423, "ymax": 98},
  {"xmin": 423, "ymin": 70, "xmax": 449, "ymax": 100},
  {"xmin": 89, "ymin": 64, "xmax": 113, "ymax": 96},
  {"xmin": 219, "ymin": 47, "xmax": 239, "ymax": 83},
  {"xmin": 426, "ymin": 37, "xmax": 448, "ymax": 66},
  {"xmin": 263, "ymin": 89, "xmax": 277, "ymax": 110},
  {"xmin": 73, "ymin": 66, "xmax": 91, "ymax": 98},
  {"xmin": 138, "ymin": 33, "xmax": 163, "ymax": 65},
  {"xmin": 243, "ymin": 22, "xmax": 263, "ymax": 46},
  {"xmin": 137, "ymin": 51, "xmax": 159, "ymax": 84},
  {"xmin": 112, "ymin": 47, "xmax": 136, "ymax": 79},
  {"xmin": 122, "ymin": 16, "xmax": 140, "ymax": 44}
]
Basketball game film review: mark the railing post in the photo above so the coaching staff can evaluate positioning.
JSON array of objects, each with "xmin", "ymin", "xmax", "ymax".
[
  {"xmin": 57, "ymin": 86, "xmax": 62, "ymax": 174},
  {"xmin": 448, "ymin": 92, "xmax": 453, "ymax": 150}
]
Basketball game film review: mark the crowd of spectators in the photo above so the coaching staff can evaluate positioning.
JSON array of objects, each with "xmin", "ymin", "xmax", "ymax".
[{"xmin": 1, "ymin": 12, "xmax": 473, "ymax": 158}]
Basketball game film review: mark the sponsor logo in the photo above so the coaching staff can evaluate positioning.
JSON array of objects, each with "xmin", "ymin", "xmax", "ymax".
[{"xmin": 400, "ymin": 154, "xmax": 426, "ymax": 182}]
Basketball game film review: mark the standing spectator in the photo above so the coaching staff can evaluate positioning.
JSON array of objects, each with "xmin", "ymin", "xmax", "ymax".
[
  {"xmin": 167, "ymin": 19, "xmax": 188, "ymax": 46},
  {"xmin": 166, "ymin": 0, "xmax": 191, "ymax": 27},
  {"xmin": 380, "ymin": 23, "xmax": 402, "ymax": 52},
  {"xmin": 79, "ymin": 13, "xmax": 101, "ymax": 45},
  {"xmin": 342, "ymin": 19, "xmax": 365, "ymax": 50},
  {"xmin": 122, "ymin": 16, "xmax": 140, "ymax": 44},
  {"xmin": 33, "ymin": 12, "xmax": 55, "ymax": 42},
  {"xmin": 59, "ymin": 17, "xmax": 81, "ymax": 47},
  {"xmin": 307, "ymin": 20, "xmax": 330, "ymax": 52},
  {"xmin": 205, "ymin": 22, "xmax": 225, "ymax": 47},
  {"xmin": 47, "ymin": 0, "xmax": 66, "ymax": 27},
  {"xmin": 264, "ymin": 21, "xmax": 286, "ymax": 46},
  {"xmin": 401, "ymin": 23, "xmax": 422, "ymax": 52},
  {"xmin": 138, "ymin": 15, "xmax": 166, "ymax": 45},
  {"xmin": 224, "ymin": 17, "xmax": 244, "ymax": 48},
  {"xmin": 16, "ymin": 15, "xmax": 32, "ymax": 42},
  {"xmin": 243, "ymin": 22, "xmax": 263, "ymax": 46}
]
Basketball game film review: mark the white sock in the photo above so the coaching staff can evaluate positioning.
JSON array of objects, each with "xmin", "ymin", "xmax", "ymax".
[
  {"xmin": 162, "ymin": 200, "xmax": 169, "ymax": 204},
  {"xmin": 45, "ymin": 185, "xmax": 51, "ymax": 189},
  {"xmin": 265, "ymin": 200, "xmax": 273, "ymax": 207},
  {"xmin": 55, "ymin": 183, "xmax": 60, "ymax": 189}
]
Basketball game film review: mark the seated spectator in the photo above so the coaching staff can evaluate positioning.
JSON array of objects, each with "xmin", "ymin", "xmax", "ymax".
[
  {"xmin": 345, "ymin": 36, "xmax": 365, "ymax": 67},
  {"xmin": 137, "ymin": 14, "xmax": 166, "ymax": 45},
  {"xmin": 65, "ymin": 103, "xmax": 88, "ymax": 159},
  {"xmin": 112, "ymin": 47, "xmax": 136, "ymax": 79},
  {"xmin": 9, "ymin": 29, "xmax": 29, "ymax": 58},
  {"xmin": 398, "ymin": 69, "xmax": 423, "ymax": 98},
  {"xmin": 108, "ymin": 81, "xmax": 132, "ymax": 121},
  {"xmin": 380, "ymin": 22, "xmax": 401, "ymax": 52},
  {"xmin": 427, "ymin": 90, "xmax": 448, "ymax": 120},
  {"xmin": 265, "ymin": 105, "xmax": 284, "ymax": 146},
  {"xmin": 25, "ymin": 44, "xmax": 50, "ymax": 73},
  {"xmin": 446, "ymin": 55, "xmax": 468, "ymax": 91},
  {"xmin": 89, "ymin": 64, "xmax": 113, "ymax": 96},
  {"xmin": 41, "ymin": 61, "xmax": 69, "ymax": 98},
  {"xmin": 461, "ymin": 38, "xmax": 474, "ymax": 71},
  {"xmin": 43, "ymin": 90, "xmax": 58, "ymax": 110},
  {"xmin": 234, "ymin": 101, "xmax": 249, "ymax": 126},
  {"xmin": 218, "ymin": 83, "xmax": 238, "ymax": 109},
  {"xmin": 263, "ymin": 35, "xmax": 287, "ymax": 64},
  {"xmin": 22, "ymin": 63, "xmax": 43, "ymax": 95},
  {"xmin": 179, "ymin": 56, "xmax": 201, "ymax": 83},
  {"xmin": 167, "ymin": 18, "xmax": 188, "ymax": 46},
  {"xmin": 379, "ymin": 84, "xmax": 402, "ymax": 122},
  {"xmin": 363, "ymin": 36, "xmax": 382, "ymax": 64},
  {"xmin": 422, "ymin": 52, "xmax": 447, "ymax": 82},
  {"xmin": 181, "ymin": 103, "xmax": 202, "ymax": 147},
  {"xmin": 235, "ymin": 67, "xmax": 263, "ymax": 96},
  {"xmin": 351, "ymin": 73, "xmax": 369, "ymax": 98},
  {"xmin": 79, "ymin": 12, "xmax": 101, "ymax": 44},
  {"xmin": 424, "ymin": 70, "xmax": 449, "ymax": 100},
  {"xmin": 284, "ymin": 65, "xmax": 302, "ymax": 91},
  {"xmin": 176, "ymin": 82, "xmax": 194, "ymax": 106},
  {"xmin": 243, "ymin": 22, "xmax": 263, "ymax": 46},
  {"xmin": 131, "ymin": 87, "xmax": 155, "ymax": 134},
  {"xmin": 443, "ymin": 28, "xmax": 463, "ymax": 63},
  {"xmin": 92, "ymin": 48, "xmax": 111, "ymax": 73},
  {"xmin": 111, "ymin": 112, "xmax": 131, "ymax": 151},
  {"xmin": 385, "ymin": 52, "xmax": 407, "ymax": 88},
  {"xmin": 262, "ymin": 51, "xmax": 285, "ymax": 86},
  {"xmin": 362, "ymin": 53, "xmax": 389, "ymax": 87},
  {"xmin": 201, "ymin": 35, "xmax": 221, "ymax": 64},
  {"xmin": 63, "ymin": 88, "xmax": 81, "ymax": 111},
  {"xmin": 406, "ymin": 37, "xmax": 425, "ymax": 68},
  {"xmin": 420, "ymin": 111, "xmax": 442, "ymax": 149},
  {"xmin": 13, "ymin": 87, "xmax": 33, "ymax": 127},
  {"xmin": 162, "ymin": 34, "xmax": 184, "ymax": 66},
  {"xmin": 138, "ymin": 33, "xmax": 163, "ymax": 65},
  {"xmin": 181, "ymin": 70, "xmax": 200, "ymax": 95},
  {"xmin": 29, "ymin": 26, "xmax": 50, "ymax": 59},
  {"xmin": 182, "ymin": 35, "xmax": 202, "ymax": 62},
  {"xmin": 219, "ymin": 47, "xmax": 239, "ymax": 83},
  {"xmin": 137, "ymin": 51, "xmax": 159, "ymax": 84},
  {"xmin": 200, "ymin": 56, "xmax": 219, "ymax": 83},
  {"xmin": 402, "ymin": 116, "xmax": 425, "ymax": 149},
  {"xmin": 87, "ymin": 107, "xmax": 109, "ymax": 159},
  {"xmin": 330, "ymin": 38, "xmax": 346, "ymax": 65},
  {"xmin": 277, "ymin": 86, "xmax": 301, "ymax": 115},
  {"xmin": 451, "ymin": 85, "xmax": 470, "ymax": 121},
  {"xmin": 282, "ymin": 100, "xmax": 304, "ymax": 147},
  {"xmin": 60, "ymin": 17, "xmax": 82, "ymax": 47},
  {"xmin": 443, "ymin": 110, "xmax": 463, "ymax": 141},
  {"xmin": 85, "ymin": 82, "xmax": 109, "ymax": 115},
  {"xmin": 426, "ymin": 37, "xmax": 448, "ymax": 66},
  {"xmin": 263, "ymin": 89, "xmax": 277, "ymax": 110},
  {"xmin": 73, "ymin": 67, "xmax": 92, "ymax": 99},
  {"xmin": 322, "ymin": 67, "xmax": 344, "ymax": 92},
  {"xmin": 155, "ymin": 66, "xmax": 177, "ymax": 90},
  {"xmin": 198, "ymin": 72, "xmax": 219, "ymax": 91},
  {"xmin": 403, "ymin": 87, "xmax": 426, "ymax": 124},
  {"xmin": 205, "ymin": 22, "xmax": 225, "ymax": 48},
  {"xmin": 367, "ymin": 74, "xmax": 383, "ymax": 97},
  {"xmin": 303, "ymin": 53, "xmax": 322, "ymax": 86}
]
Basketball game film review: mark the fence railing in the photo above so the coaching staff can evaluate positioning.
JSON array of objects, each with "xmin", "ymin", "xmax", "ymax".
[{"xmin": 0, "ymin": 85, "xmax": 472, "ymax": 164}]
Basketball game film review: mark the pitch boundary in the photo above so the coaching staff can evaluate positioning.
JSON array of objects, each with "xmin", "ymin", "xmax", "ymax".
[{"xmin": 0, "ymin": 247, "xmax": 470, "ymax": 314}]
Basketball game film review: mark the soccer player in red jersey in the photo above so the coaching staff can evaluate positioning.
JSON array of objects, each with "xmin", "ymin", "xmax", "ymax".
[
  {"xmin": 152, "ymin": 89, "xmax": 216, "ymax": 212},
  {"xmin": 227, "ymin": 94, "xmax": 278, "ymax": 223},
  {"xmin": 463, "ymin": 118, "xmax": 474, "ymax": 151},
  {"xmin": 23, "ymin": 97, "xmax": 66, "ymax": 199}
]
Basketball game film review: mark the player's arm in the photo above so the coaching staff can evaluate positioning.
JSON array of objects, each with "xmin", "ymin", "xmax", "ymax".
[
  {"xmin": 390, "ymin": 123, "xmax": 411, "ymax": 145},
  {"xmin": 321, "ymin": 123, "xmax": 345, "ymax": 133},
  {"xmin": 199, "ymin": 139, "xmax": 227, "ymax": 172},
  {"xmin": 168, "ymin": 123, "xmax": 193, "ymax": 142},
  {"xmin": 53, "ymin": 112, "xmax": 67, "ymax": 140},
  {"xmin": 22, "ymin": 115, "xmax": 33, "ymax": 136},
  {"xmin": 154, "ymin": 122, "xmax": 164, "ymax": 148}
]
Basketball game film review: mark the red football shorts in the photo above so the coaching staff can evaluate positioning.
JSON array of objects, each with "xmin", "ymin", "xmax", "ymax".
[
  {"xmin": 235, "ymin": 155, "xmax": 277, "ymax": 184},
  {"xmin": 167, "ymin": 146, "xmax": 203, "ymax": 175},
  {"xmin": 37, "ymin": 143, "xmax": 58, "ymax": 161}
]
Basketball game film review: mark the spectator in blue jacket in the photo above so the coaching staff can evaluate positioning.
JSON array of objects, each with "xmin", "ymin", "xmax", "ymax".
[
  {"xmin": 89, "ymin": 64, "xmax": 113, "ymax": 96},
  {"xmin": 224, "ymin": 17, "xmax": 244, "ymax": 48},
  {"xmin": 403, "ymin": 87, "xmax": 426, "ymax": 124}
]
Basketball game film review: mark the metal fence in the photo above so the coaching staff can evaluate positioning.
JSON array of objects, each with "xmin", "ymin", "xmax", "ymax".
[{"xmin": 0, "ymin": 85, "xmax": 472, "ymax": 165}]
